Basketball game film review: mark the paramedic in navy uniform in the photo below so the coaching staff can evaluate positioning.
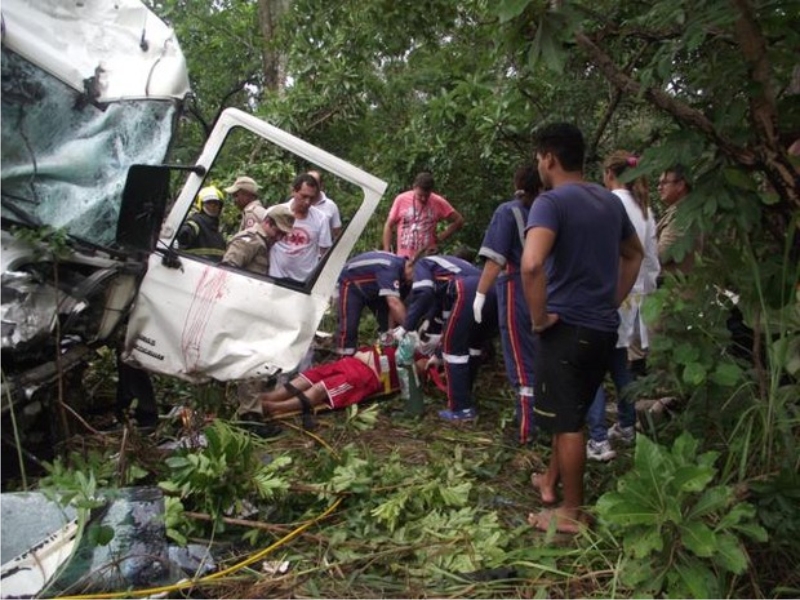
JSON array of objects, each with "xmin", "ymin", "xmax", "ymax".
[
  {"xmin": 335, "ymin": 251, "xmax": 409, "ymax": 356},
  {"xmin": 397, "ymin": 255, "xmax": 497, "ymax": 422}
]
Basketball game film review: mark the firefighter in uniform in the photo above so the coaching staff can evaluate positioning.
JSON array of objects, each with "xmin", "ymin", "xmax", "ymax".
[{"xmin": 176, "ymin": 186, "xmax": 227, "ymax": 262}]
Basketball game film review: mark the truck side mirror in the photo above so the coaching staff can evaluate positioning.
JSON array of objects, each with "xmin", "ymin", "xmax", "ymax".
[{"xmin": 115, "ymin": 165, "xmax": 171, "ymax": 254}]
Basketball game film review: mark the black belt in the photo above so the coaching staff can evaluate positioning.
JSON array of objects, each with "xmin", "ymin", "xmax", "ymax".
[{"xmin": 284, "ymin": 381, "xmax": 316, "ymax": 430}]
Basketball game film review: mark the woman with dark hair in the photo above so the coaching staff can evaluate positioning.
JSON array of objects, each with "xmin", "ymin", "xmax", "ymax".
[{"xmin": 585, "ymin": 151, "xmax": 660, "ymax": 462}]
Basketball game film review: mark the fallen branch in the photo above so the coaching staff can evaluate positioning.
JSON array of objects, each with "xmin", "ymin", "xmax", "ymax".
[{"xmin": 183, "ymin": 511, "xmax": 326, "ymax": 542}]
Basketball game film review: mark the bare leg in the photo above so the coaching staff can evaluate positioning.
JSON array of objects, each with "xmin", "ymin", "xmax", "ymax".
[
  {"xmin": 534, "ymin": 436, "xmax": 560, "ymax": 501},
  {"xmin": 530, "ymin": 459, "xmax": 558, "ymax": 505},
  {"xmin": 261, "ymin": 380, "xmax": 329, "ymax": 416},
  {"xmin": 258, "ymin": 376, "xmax": 312, "ymax": 404},
  {"xmin": 528, "ymin": 431, "xmax": 587, "ymax": 533},
  {"xmin": 556, "ymin": 431, "xmax": 586, "ymax": 516},
  {"xmin": 263, "ymin": 397, "xmax": 303, "ymax": 415}
]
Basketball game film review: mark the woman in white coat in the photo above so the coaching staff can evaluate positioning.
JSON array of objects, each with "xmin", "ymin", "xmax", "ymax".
[{"xmin": 586, "ymin": 151, "xmax": 661, "ymax": 462}]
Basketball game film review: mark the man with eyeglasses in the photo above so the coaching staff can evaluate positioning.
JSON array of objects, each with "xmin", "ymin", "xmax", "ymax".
[{"xmin": 656, "ymin": 165, "xmax": 701, "ymax": 276}]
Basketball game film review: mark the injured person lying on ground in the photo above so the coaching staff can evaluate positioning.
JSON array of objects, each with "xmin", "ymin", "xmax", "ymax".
[{"xmin": 258, "ymin": 341, "xmax": 435, "ymax": 419}]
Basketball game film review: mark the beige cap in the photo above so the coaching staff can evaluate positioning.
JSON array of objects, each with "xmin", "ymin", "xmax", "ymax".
[
  {"xmin": 224, "ymin": 176, "xmax": 259, "ymax": 195},
  {"xmin": 265, "ymin": 204, "xmax": 295, "ymax": 234}
]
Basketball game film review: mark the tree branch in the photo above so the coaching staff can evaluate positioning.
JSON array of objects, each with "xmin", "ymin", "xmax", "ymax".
[
  {"xmin": 730, "ymin": 0, "xmax": 799, "ymax": 210},
  {"xmin": 573, "ymin": 30, "xmax": 756, "ymax": 167},
  {"xmin": 574, "ymin": 25, "xmax": 798, "ymax": 212},
  {"xmin": 731, "ymin": 0, "xmax": 778, "ymax": 147},
  {"xmin": 589, "ymin": 41, "xmax": 652, "ymax": 158}
]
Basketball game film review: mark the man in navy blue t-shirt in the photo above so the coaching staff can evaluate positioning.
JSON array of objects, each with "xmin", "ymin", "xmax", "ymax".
[{"xmin": 522, "ymin": 123, "xmax": 643, "ymax": 533}]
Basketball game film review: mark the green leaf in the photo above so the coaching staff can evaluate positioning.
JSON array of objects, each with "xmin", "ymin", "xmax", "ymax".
[
  {"xmin": 159, "ymin": 480, "xmax": 181, "ymax": 494},
  {"xmin": 641, "ymin": 293, "xmax": 666, "ymax": 324},
  {"xmin": 674, "ymin": 342, "xmax": 700, "ymax": 364},
  {"xmin": 672, "ymin": 560, "xmax": 716, "ymax": 598},
  {"xmin": 680, "ymin": 520, "xmax": 716, "ymax": 557},
  {"xmin": 253, "ymin": 471, "xmax": 289, "ymax": 499},
  {"xmin": 530, "ymin": 13, "xmax": 567, "ymax": 72},
  {"xmin": 600, "ymin": 494, "xmax": 660, "ymax": 526},
  {"xmin": 438, "ymin": 482, "xmax": 472, "ymax": 507},
  {"xmin": 656, "ymin": 53, "xmax": 674, "ymax": 80},
  {"xmin": 371, "ymin": 494, "xmax": 408, "ymax": 532},
  {"xmin": 717, "ymin": 502, "xmax": 768, "ymax": 541},
  {"xmin": 619, "ymin": 556, "xmax": 662, "ymax": 591},
  {"xmin": 688, "ymin": 486, "xmax": 731, "ymax": 519},
  {"xmin": 127, "ymin": 464, "xmax": 149, "ymax": 483},
  {"xmin": 87, "ymin": 524, "xmax": 115, "ymax": 547},
  {"xmin": 671, "ymin": 432, "xmax": 700, "ymax": 464},
  {"xmin": 328, "ymin": 456, "xmax": 372, "ymax": 493},
  {"xmin": 696, "ymin": 450, "xmax": 721, "ymax": 471},
  {"xmin": 730, "ymin": 521, "xmax": 768, "ymax": 543},
  {"xmin": 268, "ymin": 455, "xmax": 293, "ymax": 470},
  {"xmin": 682, "ymin": 362, "xmax": 707, "ymax": 385},
  {"xmin": 166, "ymin": 528, "xmax": 188, "ymax": 546},
  {"xmin": 624, "ymin": 526, "xmax": 664, "ymax": 559},
  {"xmin": 243, "ymin": 528, "xmax": 260, "ymax": 546},
  {"xmin": 716, "ymin": 500, "xmax": 754, "ymax": 527},
  {"xmin": 672, "ymin": 465, "xmax": 716, "ymax": 493},
  {"xmin": 165, "ymin": 456, "xmax": 192, "ymax": 469},
  {"xmin": 713, "ymin": 532, "xmax": 749, "ymax": 574},
  {"xmin": 494, "ymin": 0, "xmax": 531, "ymax": 24},
  {"xmin": 710, "ymin": 362, "xmax": 743, "ymax": 386},
  {"xmin": 722, "ymin": 167, "xmax": 758, "ymax": 191},
  {"xmin": 663, "ymin": 494, "xmax": 684, "ymax": 524},
  {"xmin": 633, "ymin": 434, "xmax": 670, "ymax": 479}
]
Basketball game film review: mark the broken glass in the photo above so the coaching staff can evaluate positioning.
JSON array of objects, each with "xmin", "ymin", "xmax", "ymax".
[{"xmin": 1, "ymin": 49, "xmax": 179, "ymax": 248}]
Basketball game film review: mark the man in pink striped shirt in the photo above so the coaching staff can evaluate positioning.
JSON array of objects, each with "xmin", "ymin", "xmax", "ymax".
[{"xmin": 382, "ymin": 172, "xmax": 465, "ymax": 258}]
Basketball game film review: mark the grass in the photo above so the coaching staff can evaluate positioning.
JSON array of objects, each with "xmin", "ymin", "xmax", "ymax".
[
  {"xmin": 13, "ymin": 337, "xmax": 797, "ymax": 598},
  {"xmin": 173, "ymin": 356, "xmax": 634, "ymax": 598}
]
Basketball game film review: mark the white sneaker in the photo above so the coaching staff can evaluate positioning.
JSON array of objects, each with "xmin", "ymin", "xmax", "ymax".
[
  {"xmin": 608, "ymin": 423, "xmax": 636, "ymax": 445},
  {"xmin": 587, "ymin": 439, "xmax": 617, "ymax": 462}
]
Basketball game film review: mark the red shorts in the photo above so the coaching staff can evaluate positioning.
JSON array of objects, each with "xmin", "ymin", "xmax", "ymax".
[{"xmin": 299, "ymin": 357, "xmax": 381, "ymax": 409}]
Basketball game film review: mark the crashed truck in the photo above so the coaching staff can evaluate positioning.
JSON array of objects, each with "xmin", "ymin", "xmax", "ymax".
[{"xmin": 0, "ymin": 0, "xmax": 387, "ymax": 444}]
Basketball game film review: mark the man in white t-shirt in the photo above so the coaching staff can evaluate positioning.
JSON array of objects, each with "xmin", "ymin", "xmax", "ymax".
[
  {"xmin": 308, "ymin": 169, "xmax": 342, "ymax": 240},
  {"xmin": 269, "ymin": 173, "xmax": 333, "ymax": 283}
]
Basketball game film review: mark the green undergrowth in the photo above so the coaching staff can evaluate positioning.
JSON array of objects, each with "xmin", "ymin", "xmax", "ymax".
[
  {"xmin": 28, "ymin": 342, "xmax": 799, "ymax": 598},
  {"xmin": 172, "ymin": 392, "xmax": 635, "ymax": 599}
]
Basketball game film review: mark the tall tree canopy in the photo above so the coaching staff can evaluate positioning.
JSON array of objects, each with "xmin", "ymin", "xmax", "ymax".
[{"xmin": 154, "ymin": 0, "xmax": 798, "ymax": 371}]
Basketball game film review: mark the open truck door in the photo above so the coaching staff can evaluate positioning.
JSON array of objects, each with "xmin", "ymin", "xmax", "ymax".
[
  {"xmin": 123, "ymin": 108, "xmax": 387, "ymax": 382},
  {"xmin": 2, "ymin": 0, "xmax": 385, "ymax": 441}
]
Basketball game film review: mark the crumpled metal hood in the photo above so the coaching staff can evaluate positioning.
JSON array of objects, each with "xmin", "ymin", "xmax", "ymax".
[{"xmin": 1, "ymin": 0, "xmax": 190, "ymax": 102}]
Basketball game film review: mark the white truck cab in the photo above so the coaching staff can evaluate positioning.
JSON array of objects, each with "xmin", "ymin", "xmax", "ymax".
[
  {"xmin": 1, "ymin": 0, "xmax": 385, "ymax": 429},
  {"xmin": 123, "ymin": 109, "xmax": 386, "ymax": 383}
]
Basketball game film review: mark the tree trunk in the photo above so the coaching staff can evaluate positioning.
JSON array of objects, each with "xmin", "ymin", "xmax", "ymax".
[{"xmin": 257, "ymin": 0, "xmax": 290, "ymax": 92}]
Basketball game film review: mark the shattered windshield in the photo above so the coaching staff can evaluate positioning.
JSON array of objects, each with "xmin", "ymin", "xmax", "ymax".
[{"xmin": 1, "ymin": 49, "xmax": 180, "ymax": 247}]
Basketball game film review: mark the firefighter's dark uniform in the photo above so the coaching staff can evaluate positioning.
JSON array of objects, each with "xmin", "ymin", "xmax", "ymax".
[{"xmin": 176, "ymin": 211, "xmax": 226, "ymax": 262}]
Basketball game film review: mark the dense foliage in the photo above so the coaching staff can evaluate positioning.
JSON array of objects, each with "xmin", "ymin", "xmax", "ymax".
[{"xmin": 34, "ymin": 0, "xmax": 799, "ymax": 597}]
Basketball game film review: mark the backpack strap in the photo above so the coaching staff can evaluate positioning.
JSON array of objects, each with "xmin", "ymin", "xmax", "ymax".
[{"xmin": 511, "ymin": 205, "xmax": 526, "ymax": 247}]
